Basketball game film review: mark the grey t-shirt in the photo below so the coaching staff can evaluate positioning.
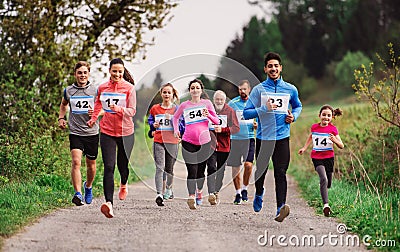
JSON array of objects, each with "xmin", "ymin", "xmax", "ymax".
[{"xmin": 64, "ymin": 83, "xmax": 99, "ymax": 136}]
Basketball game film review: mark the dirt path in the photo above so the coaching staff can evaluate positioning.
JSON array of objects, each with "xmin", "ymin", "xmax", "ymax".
[{"xmin": 3, "ymin": 162, "xmax": 366, "ymax": 251}]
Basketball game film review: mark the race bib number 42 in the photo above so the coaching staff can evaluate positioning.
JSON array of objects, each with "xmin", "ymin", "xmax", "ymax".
[
  {"xmin": 70, "ymin": 96, "xmax": 94, "ymax": 114},
  {"xmin": 100, "ymin": 92, "xmax": 127, "ymax": 113},
  {"xmin": 261, "ymin": 92, "xmax": 290, "ymax": 114},
  {"xmin": 312, "ymin": 132, "xmax": 333, "ymax": 151},
  {"xmin": 184, "ymin": 106, "xmax": 207, "ymax": 125}
]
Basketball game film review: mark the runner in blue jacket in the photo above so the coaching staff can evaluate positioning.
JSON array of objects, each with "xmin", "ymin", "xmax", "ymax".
[{"xmin": 243, "ymin": 52, "xmax": 302, "ymax": 222}]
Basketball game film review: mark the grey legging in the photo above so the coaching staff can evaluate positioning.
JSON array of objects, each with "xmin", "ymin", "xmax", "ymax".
[
  {"xmin": 153, "ymin": 142, "xmax": 178, "ymax": 194},
  {"xmin": 315, "ymin": 165, "xmax": 333, "ymax": 204}
]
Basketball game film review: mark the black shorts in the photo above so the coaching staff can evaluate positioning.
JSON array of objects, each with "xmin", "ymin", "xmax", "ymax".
[
  {"xmin": 69, "ymin": 134, "xmax": 99, "ymax": 160},
  {"xmin": 227, "ymin": 139, "xmax": 255, "ymax": 166},
  {"xmin": 312, "ymin": 157, "xmax": 334, "ymax": 173}
]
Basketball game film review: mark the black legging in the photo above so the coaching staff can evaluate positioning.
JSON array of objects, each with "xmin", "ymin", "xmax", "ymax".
[
  {"xmin": 254, "ymin": 137, "xmax": 290, "ymax": 208},
  {"xmin": 181, "ymin": 140, "xmax": 213, "ymax": 195},
  {"xmin": 100, "ymin": 133, "xmax": 134, "ymax": 204}
]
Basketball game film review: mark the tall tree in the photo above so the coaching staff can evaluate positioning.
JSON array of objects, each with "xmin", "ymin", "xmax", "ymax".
[{"xmin": 0, "ymin": 0, "xmax": 176, "ymax": 132}]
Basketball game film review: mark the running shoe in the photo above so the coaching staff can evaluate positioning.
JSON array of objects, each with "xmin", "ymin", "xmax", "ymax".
[
  {"xmin": 72, "ymin": 192, "xmax": 84, "ymax": 206},
  {"xmin": 233, "ymin": 193, "xmax": 242, "ymax": 205},
  {"xmin": 169, "ymin": 189, "xmax": 174, "ymax": 199},
  {"xmin": 100, "ymin": 202, "xmax": 114, "ymax": 218},
  {"xmin": 253, "ymin": 189, "xmax": 264, "ymax": 212},
  {"xmin": 215, "ymin": 192, "xmax": 220, "ymax": 205},
  {"xmin": 274, "ymin": 204, "xmax": 290, "ymax": 222},
  {"xmin": 156, "ymin": 194, "xmax": 164, "ymax": 206},
  {"xmin": 83, "ymin": 181, "xmax": 93, "ymax": 204},
  {"xmin": 323, "ymin": 206, "xmax": 331, "ymax": 217},
  {"xmin": 163, "ymin": 188, "xmax": 172, "ymax": 200},
  {"xmin": 208, "ymin": 193, "xmax": 217, "ymax": 205},
  {"xmin": 118, "ymin": 183, "xmax": 128, "ymax": 200},
  {"xmin": 196, "ymin": 191, "xmax": 203, "ymax": 205},
  {"xmin": 187, "ymin": 197, "xmax": 197, "ymax": 210},
  {"xmin": 241, "ymin": 189, "xmax": 248, "ymax": 202}
]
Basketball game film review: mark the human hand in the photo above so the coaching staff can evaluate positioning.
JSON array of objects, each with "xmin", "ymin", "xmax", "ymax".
[
  {"xmin": 154, "ymin": 121, "xmax": 160, "ymax": 128},
  {"xmin": 285, "ymin": 110, "xmax": 294, "ymax": 124},
  {"xmin": 214, "ymin": 125, "xmax": 222, "ymax": 133},
  {"xmin": 253, "ymin": 120, "xmax": 258, "ymax": 130},
  {"xmin": 266, "ymin": 98, "xmax": 277, "ymax": 110},
  {"xmin": 298, "ymin": 148, "xmax": 306, "ymax": 155},
  {"xmin": 202, "ymin": 108, "xmax": 209, "ymax": 117},
  {"xmin": 87, "ymin": 120, "xmax": 95, "ymax": 128},
  {"xmin": 58, "ymin": 118, "xmax": 67, "ymax": 129},
  {"xmin": 174, "ymin": 131, "xmax": 181, "ymax": 139}
]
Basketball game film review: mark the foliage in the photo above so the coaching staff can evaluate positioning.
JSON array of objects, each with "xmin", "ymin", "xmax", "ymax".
[
  {"xmin": 0, "ymin": 0, "xmax": 176, "ymax": 133},
  {"xmin": 250, "ymin": 0, "xmax": 400, "ymax": 78},
  {"xmin": 353, "ymin": 43, "xmax": 400, "ymax": 128},
  {"xmin": 335, "ymin": 51, "xmax": 371, "ymax": 90}
]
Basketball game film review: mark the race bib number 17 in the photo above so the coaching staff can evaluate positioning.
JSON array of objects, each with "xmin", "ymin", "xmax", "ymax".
[{"xmin": 100, "ymin": 92, "xmax": 127, "ymax": 113}]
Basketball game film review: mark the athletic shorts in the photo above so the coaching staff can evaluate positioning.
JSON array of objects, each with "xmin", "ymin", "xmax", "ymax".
[
  {"xmin": 69, "ymin": 134, "xmax": 99, "ymax": 160},
  {"xmin": 312, "ymin": 157, "xmax": 334, "ymax": 173},
  {"xmin": 227, "ymin": 138, "xmax": 255, "ymax": 166}
]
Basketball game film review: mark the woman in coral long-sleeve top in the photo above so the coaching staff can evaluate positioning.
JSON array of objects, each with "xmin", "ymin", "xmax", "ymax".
[{"xmin": 88, "ymin": 58, "xmax": 136, "ymax": 218}]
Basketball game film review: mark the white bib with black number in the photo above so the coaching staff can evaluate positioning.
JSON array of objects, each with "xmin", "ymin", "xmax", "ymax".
[
  {"xmin": 312, "ymin": 132, "xmax": 333, "ymax": 151},
  {"xmin": 236, "ymin": 110, "xmax": 253, "ymax": 125},
  {"xmin": 209, "ymin": 115, "xmax": 227, "ymax": 130},
  {"xmin": 155, "ymin": 114, "xmax": 173, "ymax": 131},
  {"xmin": 100, "ymin": 92, "xmax": 127, "ymax": 113},
  {"xmin": 261, "ymin": 92, "xmax": 290, "ymax": 114},
  {"xmin": 184, "ymin": 106, "xmax": 207, "ymax": 125},
  {"xmin": 70, "ymin": 96, "xmax": 94, "ymax": 114}
]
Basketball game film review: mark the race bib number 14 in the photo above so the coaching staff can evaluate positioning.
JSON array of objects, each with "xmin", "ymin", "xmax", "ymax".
[{"xmin": 312, "ymin": 132, "xmax": 333, "ymax": 151}]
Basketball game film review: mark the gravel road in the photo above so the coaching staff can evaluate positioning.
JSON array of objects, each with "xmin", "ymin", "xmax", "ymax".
[{"xmin": 3, "ymin": 162, "xmax": 366, "ymax": 252}]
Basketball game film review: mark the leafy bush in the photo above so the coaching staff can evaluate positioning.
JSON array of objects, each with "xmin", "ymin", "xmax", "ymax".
[{"xmin": 335, "ymin": 51, "xmax": 371, "ymax": 90}]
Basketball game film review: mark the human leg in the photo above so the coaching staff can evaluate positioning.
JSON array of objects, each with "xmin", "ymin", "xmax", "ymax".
[
  {"xmin": 100, "ymin": 133, "xmax": 117, "ymax": 205},
  {"xmin": 215, "ymin": 151, "xmax": 229, "ymax": 192},
  {"xmin": 153, "ymin": 142, "xmax": 166, "ymax": 195},
  {"xmin": 206, "ymin": 151, "xmax": 217, "ymax": 194}
]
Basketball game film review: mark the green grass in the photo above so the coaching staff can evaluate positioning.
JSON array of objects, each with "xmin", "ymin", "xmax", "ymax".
[
  {"xmin": 0, "ymin": 120, "xmax": 155, "ymax": 248},
  {"xmin": 290, "ymin": 103, "xmax": 399, "ymax": 251}
]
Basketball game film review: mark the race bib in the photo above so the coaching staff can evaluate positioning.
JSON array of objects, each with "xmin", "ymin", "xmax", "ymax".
[
  {"xmin": 236, "ymin": 110, "xmax": 253, "ymax": 125},
  {"xmin": 100, "ymin": 92, "xmax": 127, "ymax": 113},
  {"xmin": 183, "ymin": 106, "xmax": 207, "ymax": 125},
  {"xmin": 261, "ymin": 92, "xmax": 290, "ymax": 114},
  {"xmin": 70, "ymin": 96, "xmax": 94, "ymax": 114},
  {"xmin": 155, "ymin": 114, "xmax": 173, "ymax": 131},
  {"xmin": 209, "ymin": 115, "xmax": 227, "ymax": 130},
  {"xmin": 312, "ymin": 132, "xmax": 333, "ymax": 151}
]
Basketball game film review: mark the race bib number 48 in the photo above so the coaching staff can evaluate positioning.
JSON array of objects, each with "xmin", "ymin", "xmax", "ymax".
[
  {"xmin": 155, "ymin": 114, "xmax": 173, "ymax": 131},
  {"xmin": 261, "ymin": 92, "xmax": 290, "ymax": 114},
  {"xmin": 312, "ymin": 132, "xmax": 333, "ymax": 151},
  {"xmin": 184, "ymin": 106, "xmax": 207, "ymax": 125},
  {"xmin": 100, "ymin": 92, "xmax": 127, "ymax": 113},
  {"xmin": 70, "ymin": 96, "xmax": 94, "ymax": 114}
]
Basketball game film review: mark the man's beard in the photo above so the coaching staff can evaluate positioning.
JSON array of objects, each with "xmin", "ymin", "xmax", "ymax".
[
  {"xmin": 215, "ymin": 104, "xmax": 224, "ymax": 112},
  {"xmin": 240, "ymin": 93, "xmax": 247, "ymax": 99}
]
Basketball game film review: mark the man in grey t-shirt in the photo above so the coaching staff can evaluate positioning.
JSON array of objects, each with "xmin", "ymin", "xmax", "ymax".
[{"xmin": 58, "ymin": 61, "xmax": 100, "ymax": 206}]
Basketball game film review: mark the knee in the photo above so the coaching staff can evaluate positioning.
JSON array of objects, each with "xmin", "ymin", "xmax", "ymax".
[{"xmin": 320, "ymin": 176, "xmax": 328, "ymax": 186}]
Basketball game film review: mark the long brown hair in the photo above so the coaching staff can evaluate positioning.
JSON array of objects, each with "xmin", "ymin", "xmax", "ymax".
[
  {"xmin": 109, "ymin": 58, "xmax": 135, "ymax": 85},
  {"xmin": 188, "ymin": 78, "xmax": 209, "ymax": 99},
  {"xmin": 160, "ymin": 83, "xmax": 179, "ymax": 104},
  {"xmin": 319, "ymin": 104, "xmax": 343, "ymax": 118}
]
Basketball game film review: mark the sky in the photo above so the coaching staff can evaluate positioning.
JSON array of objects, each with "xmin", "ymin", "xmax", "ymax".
[{"xmin": 91, "ymin": 0, "xmax": 268, "ymax": 94}]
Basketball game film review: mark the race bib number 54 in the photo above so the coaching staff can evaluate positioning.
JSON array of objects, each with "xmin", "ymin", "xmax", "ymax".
[{"xmin": 184, "ymin": 106, "xmax": 207, "ymax": 125}]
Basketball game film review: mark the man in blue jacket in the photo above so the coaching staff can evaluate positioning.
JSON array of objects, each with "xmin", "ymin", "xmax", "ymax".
[{"xmin": 243, "ymin": 52, "xmax": 302, "ymax": 222}]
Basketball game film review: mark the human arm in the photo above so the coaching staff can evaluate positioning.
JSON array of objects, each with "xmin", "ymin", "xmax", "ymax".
[
  {"xmin": 330, "ymin": 134, "xmax": 344, "ymax": 149},
  {"xmin": 243, "ymin": 88, "xmax": 268, "ymax": 120},
  {"xmin": 87, "ymin": 87, "xmax": 103, "ymax": 128},
  {"xmin": 110, "ymin": 85, "xmax": 137, "ymax": 117},
  {"xmin": 298, "ymin": 133, "xmax": 312, "ymax": 155},
  {"xmin": 288, "ymin": 86, "xmax": 302, "ymax": 122},
  {"xmin": 173, "ymin": 104, "xmax": 184, "ymax": 138},
  {"xmin": 58, "ymin": 95, "xmax": 68, "ymax": 129}
]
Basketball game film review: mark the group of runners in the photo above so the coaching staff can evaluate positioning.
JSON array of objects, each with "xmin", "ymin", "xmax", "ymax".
[{"xmin": 59, "ymin": 52, "xmax": 344, "ymax": 221}]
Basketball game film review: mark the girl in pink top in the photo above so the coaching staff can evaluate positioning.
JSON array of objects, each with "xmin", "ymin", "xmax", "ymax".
[
  {"xmin": 172, "ymin": 79, "xmax": 219, "ymax": 210},
  {"xmin": 88, "ymin": 58, "xmax": 136, "ymax": 218},
  {"xmin": 298, "ymin": 104, "xmax": 344, "ymax": 217}
]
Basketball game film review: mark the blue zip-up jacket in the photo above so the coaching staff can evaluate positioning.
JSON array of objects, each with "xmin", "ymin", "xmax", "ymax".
[{"xmin": 243, "ymin": 77, "xmax": 302, "ymax": 140}]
